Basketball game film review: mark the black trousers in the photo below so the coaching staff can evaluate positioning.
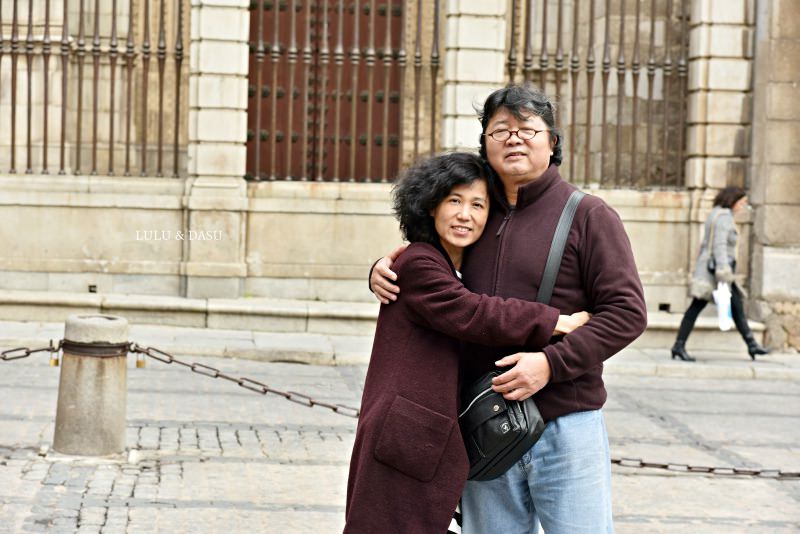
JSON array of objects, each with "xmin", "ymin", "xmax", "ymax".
[{"xmin": 676, "ymin": 283, "xmax": 753, "ymax": 344}]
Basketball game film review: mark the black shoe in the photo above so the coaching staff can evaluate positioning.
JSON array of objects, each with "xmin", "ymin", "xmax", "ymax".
[
  {"xmin": 745, "ymin": 337, "xmax": 770, "ymax": 360},
  {"xmin": 671, "ymin": 342, "xmax": 695, "ymax": 362}
]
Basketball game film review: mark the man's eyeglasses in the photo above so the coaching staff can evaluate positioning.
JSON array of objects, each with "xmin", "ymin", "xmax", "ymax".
[{"xmin": 483, "ymin": 128, "xmax": 549, "ymax": 142}]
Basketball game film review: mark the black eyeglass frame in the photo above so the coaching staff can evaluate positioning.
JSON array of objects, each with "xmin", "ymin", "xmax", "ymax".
[{"xmin": 482, "ymin": 128, "xmax": 550, "ymax": 142}]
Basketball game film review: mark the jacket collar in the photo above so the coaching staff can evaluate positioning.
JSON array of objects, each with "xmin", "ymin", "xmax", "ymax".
[{"xmin": 488, "ymin": 163, "xmax": 562, "ymax": 213}]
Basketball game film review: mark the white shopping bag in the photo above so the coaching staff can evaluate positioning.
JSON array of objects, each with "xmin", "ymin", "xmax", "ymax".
[{"xmin": 712, "ymin": 282, "xmax": 734, "ymax": 331}]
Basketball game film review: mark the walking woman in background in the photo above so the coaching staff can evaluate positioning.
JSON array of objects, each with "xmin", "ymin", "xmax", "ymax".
[{"xmin": 671, "ymin": 186, "xmax": 770, "ymax": 362}]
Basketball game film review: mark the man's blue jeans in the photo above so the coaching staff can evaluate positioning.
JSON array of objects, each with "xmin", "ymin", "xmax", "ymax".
[{"xmin": 461, "ymin": 409, "xmax": 613, "ymax": 534}]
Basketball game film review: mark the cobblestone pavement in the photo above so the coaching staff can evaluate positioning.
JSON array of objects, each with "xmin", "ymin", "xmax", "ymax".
[{"xmin": 1, "ymin": 351, "xmax": 798, "ymax": 533}]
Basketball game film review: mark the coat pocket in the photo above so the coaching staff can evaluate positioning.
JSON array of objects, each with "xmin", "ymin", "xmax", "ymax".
[{"xmin": 373, "ymin": 395, "xmax": 455, "ymax": 482}]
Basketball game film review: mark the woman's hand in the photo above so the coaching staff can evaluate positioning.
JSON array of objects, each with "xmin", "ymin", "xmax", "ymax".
[
  {"xmin": 553, "ymin": 311, "xmax": 591, "ymax": 335},
  {"xmin": 370, "ymin": 245, "xmax": 408, "ymax": 304}
]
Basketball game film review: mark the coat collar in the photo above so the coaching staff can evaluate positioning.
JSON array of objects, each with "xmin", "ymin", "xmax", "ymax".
[{"xmin": 488, "ymin": 163, "xmax": 562, "ymax": 213}]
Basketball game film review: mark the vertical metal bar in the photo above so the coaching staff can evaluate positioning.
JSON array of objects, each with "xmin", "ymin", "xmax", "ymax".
[
  {"xmin": 109, "ymin": 0, "xmax": 119, "ymax": 175},
  {"xmin": 584, "ymin": 0, "xmax": 595, "ymax": 184},
  {"xmin": 270, "ymin": 0, "xmax": 282, "ymax": 180},
  {"xmin": 75, "ymin": 0, "xmax": 86, "ymax": 175},
  {"xmin": 348, "ymin": 0, "xmax": 361, "ymax": 180},
  {"xmin": 365, "ymin": 0, "xmax": 377, "ymax": 180},
  {"xmin": 301, "ymin": 0, "xmax": 313, "ymax": 181},
  {"xmin": 413, "ymin": 0, "xmax": 421, "ymax": 160},
  {"xmin": 173, "ymin": 0, "xmax": 184, "ymax": 178},
  {"xmin": 397, "ymin": 2, "xmax": 407, "ymax": 176},
  {"xmin": 254, "ymin": 0, "xmax": 265, "ymax": 180},
  {"xmin": 141, "ymin": 0, "xmax": 151, "ymax": 176},
  {"xmin": 91, "ymin": 0, "xmax": 101, "ymax": 175},
  {"xmin": 380, "ymin": 0, "xmax": 393, "ymax": 182},
  {"xmin": 599, "ymin": 0, "xmax": 610, "ymax": 185},
  {"xmin": 59, "ymin": 0, "xmax": 69, "ymax": 174},
  {"xmin": 630, "ymin": 0, "xmax": 641, "ymax": 187},
  {"xmin": 554, "ymin": 0, "xmax": 564, "ymax": 104},
  {"xmin": 614, "ymin": 0, "xmax": 625, "ymax": 186},
  {"xmin": 286, "ymin": 0, "xmax": 299, "ymax": 180},
  {"xmin": 157, "ymin": 0, "xmax": 166, "ymax": 176},
  {"xmin": 10, "ymin": 0, "xmax": 19, "ymax": 173},
  {"xmin": 676, "ymin": 0, "xmax": 688, "ymax": 186},
  {"xmin": 42, "ymin": 0, "xmax": 52, "ymax": 173},
  {"xmin": 661, "ymin": 0, "xmax": 673, "ymax": 187},
  {"xmin": 25, "ymin": 0, "xmax": 34, "ymax": 174},
  {"xmin": 569, "ymin": 0, "xmax": 580, "ymax": 183},
  {"xmin": 316, "ymin": 0, "xmax": 330, "ymax": 181},
  {"xmin": 332, "ymin": 0, "xmax": 345, "ymax": 181},
  {"xmin": 539, "ymin": 0, "xmax": 548, "ymax": 90},
  {"xmin": 124, "ymin": 0, "xmax": 135, "ymax": 176},
  {"xmin": 512, "ymin": 0, "xmax": 522, "ymax": 82},
  {"xmin": 645, "ymin": 0, "xmax": 655, "ymax": 186},
  {"xmin": 522, "ymin": 0, "xmax": 532, "ymax": 82},
  {"xmin": 430, "ymin": 0, "xmax": 440, "ymax": 155}
]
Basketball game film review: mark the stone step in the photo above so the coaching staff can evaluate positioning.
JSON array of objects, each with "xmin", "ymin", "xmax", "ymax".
[{"xmin": 0, "ymin": 291, "xmax": 764, "ymax": 354}]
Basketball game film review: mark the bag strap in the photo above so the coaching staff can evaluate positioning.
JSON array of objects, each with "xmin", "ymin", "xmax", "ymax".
[
  {"xmin": 536, "ymin": 190, "xmax": 585, "ymax": 305},
  {"xmin": 707, "ymin": 209, "xmax": 723, "ymax": 251}
]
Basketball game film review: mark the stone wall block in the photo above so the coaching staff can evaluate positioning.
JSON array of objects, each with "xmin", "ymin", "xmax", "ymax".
[
  {"xmin": 705, "ymin": 124, "xmax": 749, "ymax": 156},
  {"xmin": 193, "ymin": 144, "xmax": 247, "ymax": 177},
  {"xmin": 764, "ymin": 165, "xmax": 800, "ymax": 205},
  {"xmin": 766, "ymin": 83, "xmax": 800, "ymax": 121},
  {"xmin": 195, "ymin": 110, "xmax": 248, "ymax": 143},
  {"xmin": 446, "ymin": 15, "xmax": 505, "ymax": 50},
  {"xmin": 707, "ymin": 59, "xmax": 751, "ymax": 91},
  {"xmin": 450, "ymin": 0, "xmax": 506, "ymax": 16},
  {"xmin": 197, "ymin": 5, "xmax": 249, "ymax": 41},
  {"xmin": 769, "ymin": 40, "xmax": 800, "ymax": 83},
  {"xmin": 755, "ymin": 205, "xmax": 800, "ymax": 247},
  {"xmin": 765, "ymin": 122, "xmax": 800, "ymax": 164},
  {"xmin": 771, "ymin": 0, "xmax": 800, "ymax": 39}
]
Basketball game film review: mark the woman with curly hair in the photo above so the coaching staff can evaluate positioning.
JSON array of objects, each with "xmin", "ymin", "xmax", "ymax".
[{"xmin": 344, "ymin": 152, "xmax": 589, "ymax": 533}]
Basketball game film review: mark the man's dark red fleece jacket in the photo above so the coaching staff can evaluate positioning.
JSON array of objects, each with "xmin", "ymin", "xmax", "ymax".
[{"xmin": 461, "ymin": 163, "xmax": 648, "ymax": 422}]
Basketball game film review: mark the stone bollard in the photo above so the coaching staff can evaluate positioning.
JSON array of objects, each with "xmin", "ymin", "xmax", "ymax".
[{"xmin": 53, "ymin": 314, "xmax": 129, "ymax": 456}]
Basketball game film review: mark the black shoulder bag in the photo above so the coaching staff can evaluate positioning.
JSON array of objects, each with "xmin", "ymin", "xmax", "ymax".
[{"xmin": 459, "ymin": 190, "xmax": 585, "ymax": 481}]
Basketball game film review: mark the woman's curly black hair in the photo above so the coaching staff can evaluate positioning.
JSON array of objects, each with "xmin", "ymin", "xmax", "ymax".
[
  {"xmin": 392, "ymin": 152, "xmax": 488, "ymax": 245},
  {"xmin": 476, "ymin": 83, "xmax": 562, "ymax": 167}
]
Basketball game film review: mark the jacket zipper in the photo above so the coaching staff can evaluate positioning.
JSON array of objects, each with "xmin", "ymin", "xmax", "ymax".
[
  {"xmin": 492, "ymin": 206, "xmax": 514, "ymax": 295},
  {"xmin": 496, "ymin": 207, "xmax": 515, "ymax": 237}
]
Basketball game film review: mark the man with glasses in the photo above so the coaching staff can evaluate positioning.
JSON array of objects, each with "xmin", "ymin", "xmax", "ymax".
[{"xmin": 370, "ymin": 83, "xmax": 647, "ymax": 533}]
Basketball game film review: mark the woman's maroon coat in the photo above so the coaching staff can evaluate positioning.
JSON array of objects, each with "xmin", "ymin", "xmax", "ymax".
[{"xmin": 344, "ymin": 242, "xmax": 559, "ymax": 533}]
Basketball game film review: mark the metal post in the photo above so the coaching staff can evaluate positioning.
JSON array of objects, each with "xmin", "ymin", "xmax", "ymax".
[{"xmin": 53, "ymin": 315, "xmax": 129, "ymax": 456}]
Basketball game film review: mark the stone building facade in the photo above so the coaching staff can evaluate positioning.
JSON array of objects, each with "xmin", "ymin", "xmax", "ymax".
[{"xmin": 0, "ymin": 0, "xmax": 797, "ymax": 349}]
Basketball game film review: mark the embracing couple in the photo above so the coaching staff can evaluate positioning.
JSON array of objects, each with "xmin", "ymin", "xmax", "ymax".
[{"xmin": 344, "ymin": 84, "xmax": 647, "ymax": 534}]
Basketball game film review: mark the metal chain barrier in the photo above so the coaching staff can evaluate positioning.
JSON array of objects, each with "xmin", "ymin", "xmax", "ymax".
[
  {"xmin": 611, "ymin": 457, "xmax": 800, "ymax": 480},
  {"xmin": 5, "ymin": 341, "xmax": 800, "ymax": 480},
  {"xmin": 1, "ymin": 340, "xmax": 62, "ymax": 363},
  {"xmin": 128, "ymin": 343, "xmax": 361, "ymax": 419}
]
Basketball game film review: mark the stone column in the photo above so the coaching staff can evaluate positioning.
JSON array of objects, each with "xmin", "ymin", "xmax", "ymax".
[
  {"xmin": 748, "ymin": 0, "xmax": 800, "ymax": 349},
  {"xmin": 441, "ymin": 0, "xmax": 509, "ymax": 151},
  {"xmin": 684, "ymin": 0, "xmax": 756, "ymax": 293},
  {"xmin": 184, "ymin": 0, "xmax": 250, "ymax": 298}
]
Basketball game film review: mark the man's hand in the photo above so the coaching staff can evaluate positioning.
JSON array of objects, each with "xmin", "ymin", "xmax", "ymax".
[
  {"xmin": 491, "ymin": 352, "xmax": 551, "ymax": 401},
  {"xmin": 369, "ymin": 244, "xmax": 408, "ymax": 304}
]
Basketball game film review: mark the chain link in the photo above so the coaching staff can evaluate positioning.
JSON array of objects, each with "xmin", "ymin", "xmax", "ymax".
[
  {"xmin": 6, "ymin": 340, "xmax": 798, "ymax": 480},
  {"xmin": 129, "ymin": 343, "xmax": 362, "ymax": 419},
  {"xmin": 611, "ymin": 457, "xmax": 800, "ymax": 480},
  {"xmin": 1, "ymin": 340, "xmax": 62, "ymax": 362}
]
